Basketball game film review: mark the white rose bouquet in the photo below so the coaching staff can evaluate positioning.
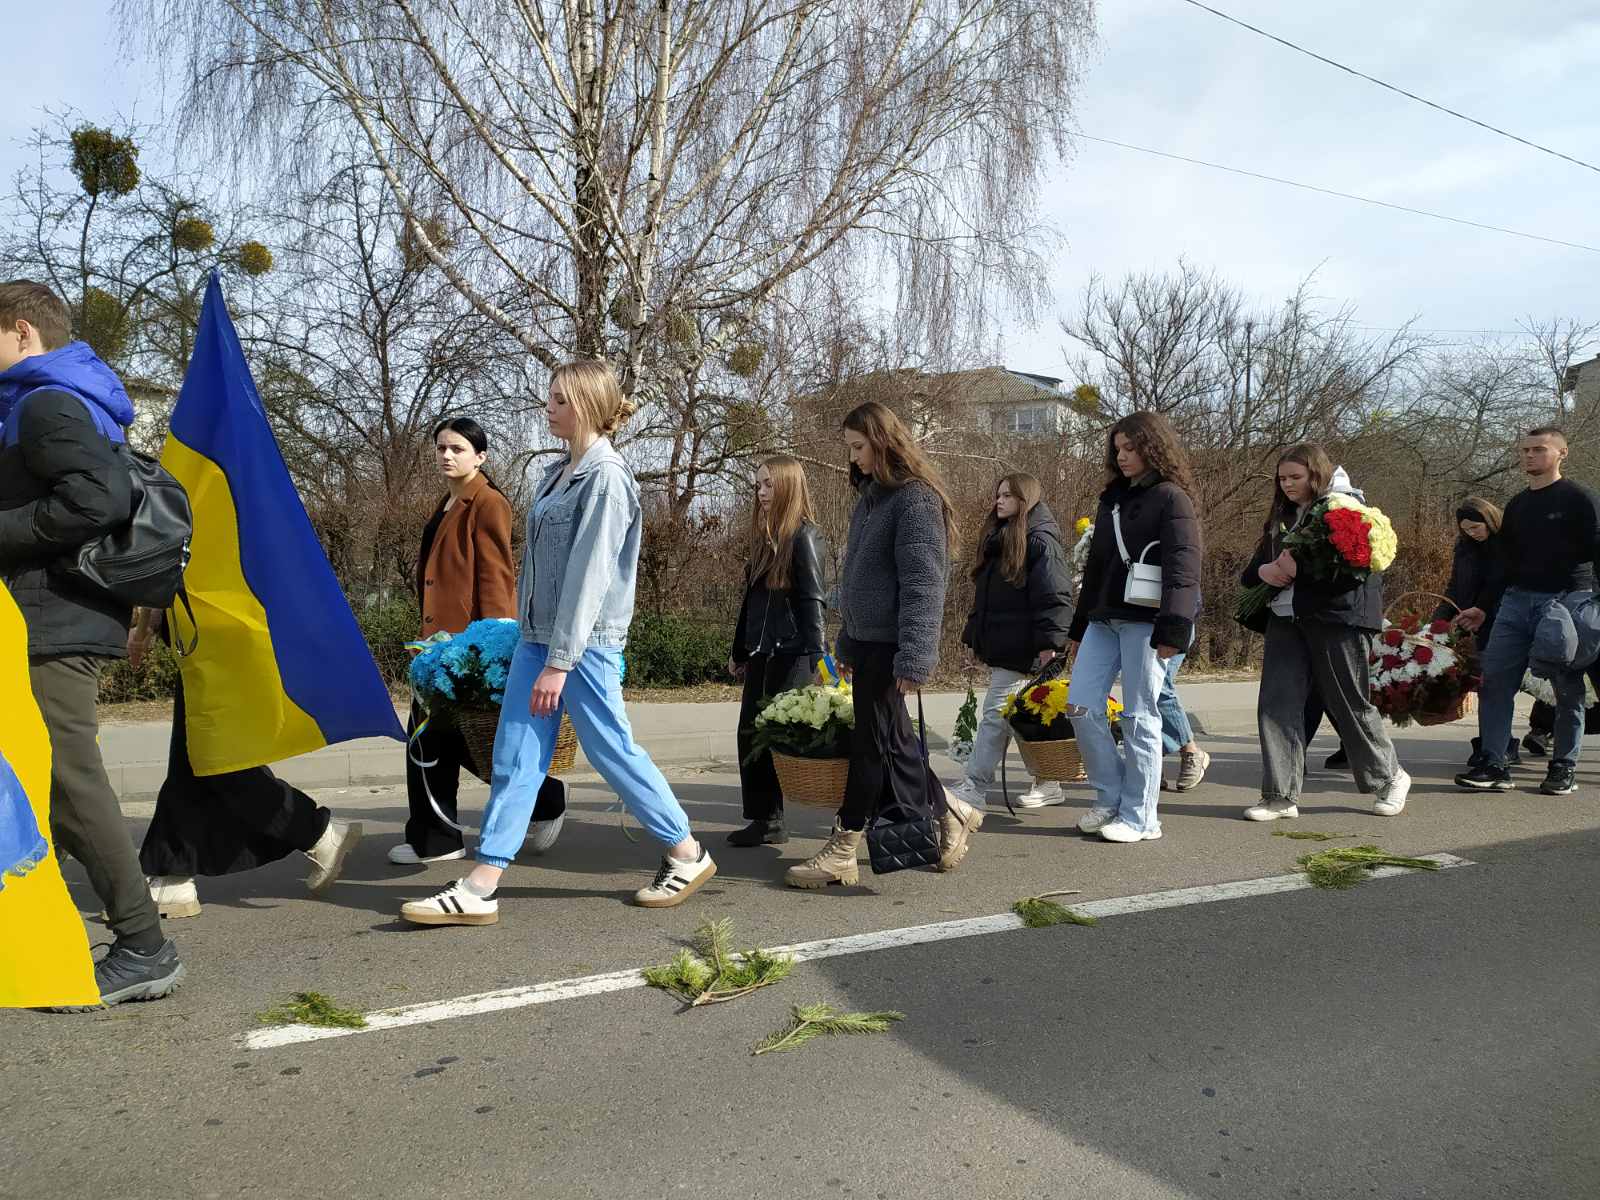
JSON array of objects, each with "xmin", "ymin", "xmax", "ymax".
[{"xmin": 745, "ymin": 683, "xmax": 854, "ymax": 762}]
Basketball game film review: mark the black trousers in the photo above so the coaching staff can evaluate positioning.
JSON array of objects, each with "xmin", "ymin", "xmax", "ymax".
[
  {"xmin": 837, "ymin": 641, "xmax": 932, "ymax": 832},
  {"xmin": 140, "ymin": 681, "xmax": 330, "ymax": 878},
  {"xmin": 30, "ymin": 654, "xmax": 164, "ymax": 951},
  {"xmin": 736, "ymin": 653, "xmax": 811, "ymax": 820},
  {"xmin": 405, "ymin": 701, "xmax": 568, "ymax": 858}
]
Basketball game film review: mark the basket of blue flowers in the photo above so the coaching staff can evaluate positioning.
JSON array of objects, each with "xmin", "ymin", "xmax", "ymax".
[{"xmin": 409, "ymin": 619, "xmax": 579, "ymax": 779}]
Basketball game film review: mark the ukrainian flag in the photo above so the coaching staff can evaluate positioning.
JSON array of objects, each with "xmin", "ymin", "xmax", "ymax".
[
  {"xmin": 162, "ymin": 273, "xmax": 404, "ymax": 774},
  {"xmin": 0, "ymin": 580, "xmax": 97, "ymax": 1008}
]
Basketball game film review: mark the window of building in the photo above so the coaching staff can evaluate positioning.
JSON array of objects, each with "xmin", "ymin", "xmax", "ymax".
[{"xmin": 999, "ymin": 405, "xmax": 1051, "ymax": 435}]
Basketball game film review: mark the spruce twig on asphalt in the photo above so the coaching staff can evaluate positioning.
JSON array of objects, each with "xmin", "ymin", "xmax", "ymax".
[
  {"xmin": 752, "ymin": 1003, "xmax": 905, "ymax": 1055},
  {"xmin": 258, "ymin": 991, "xmax": 368, "ymax": 1029},
  {"xmin": 1013, "ymin": 888, "xmax": 1096, "ymax": 928},
  {"xmin": 1272, "ymin": 829, "xmax": 1354, "ymax": 842},
  {"xmin": 643, "ymin": 919, "xmax": 793, "ymax": 1006},
  {"xmin": 1297, "ymin": 845, "xmax": 1442, "ymax": 889}
]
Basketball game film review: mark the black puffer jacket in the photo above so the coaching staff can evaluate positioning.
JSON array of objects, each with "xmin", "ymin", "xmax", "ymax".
[
  {"xmin": 961, "ymin": 502, "xmax": 1074, "ymax": 673},
  {"xmin": 732, "ymin": 521, "xmax": 828, "ymax": 661},
  {"xmin": 1433, "ymin": 534, "xmax": 1505, "ymax": 627},
  {"xmin": 1241, "ymin": 521, "xmax": 1383, "ymax": 632},
  {"xmin": 1068, "ymin": 473, "xmax": 1201, "ymax": 651},
  {"xmin": 0, "ymin": 389, "xmax": 132, "ymax": 657}
]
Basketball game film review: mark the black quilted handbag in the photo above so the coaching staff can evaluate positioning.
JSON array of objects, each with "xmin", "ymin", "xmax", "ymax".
[{"xmin": 866, "ymin": 693, "xmax": 943, "ymax": 875}]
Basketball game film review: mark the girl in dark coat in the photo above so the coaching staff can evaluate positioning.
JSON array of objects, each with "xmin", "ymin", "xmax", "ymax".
[
  {"xmin": 1435, "ymin": 498, "xmax": 1517, "ymax": 768},
  {"xmin": 727, "ymin": 456, "xmax": 828, "ymax": 846},
  {"xmin": 950, "ymin": 473, "xmax": 1074, "ymax": 810}
]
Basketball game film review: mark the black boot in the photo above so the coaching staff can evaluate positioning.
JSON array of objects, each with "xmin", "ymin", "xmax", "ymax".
[
  {"xmin": 1324, "ymin": 746, "xmax": 1350, "ymax": 770},
  {"xmin": 1506, "ymin": 736, "xmax": 1521, "ymax": 766},
  {"xmin": 1466, "ymin": 736, "xmax": 1487, "ymax": 770},
  {"xmin": 728, "ymin": 817, "xmax": 788, "ymax": 847}
]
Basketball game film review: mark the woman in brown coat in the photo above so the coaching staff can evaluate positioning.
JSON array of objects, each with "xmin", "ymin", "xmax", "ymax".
[{"xmin": 391, "ymin": 418, "xmax": 565, "ymax": 863}]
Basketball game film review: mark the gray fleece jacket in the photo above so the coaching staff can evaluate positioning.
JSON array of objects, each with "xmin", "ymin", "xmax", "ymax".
[{"xmin": 835, "ymin": 477, "xmax": 950, "ymax": 683}]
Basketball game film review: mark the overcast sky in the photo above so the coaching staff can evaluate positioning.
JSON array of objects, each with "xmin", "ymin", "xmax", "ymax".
[{"xmin": 4, "ymin": 1, "xmax": 1596, "ymax": 380}]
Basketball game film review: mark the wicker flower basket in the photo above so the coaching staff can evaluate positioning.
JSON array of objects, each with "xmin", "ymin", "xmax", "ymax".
[
  {"xmin": 1015, "ymin": 736, "xmax": 1087, "ymax": 783},
  {"xmin": 1414, "ymin": 690, "xmax": 1477, "ymax": 727},
  {"xmin": 458, "ymin": 708, "xmax": 579, "ymax": 782},
  {"xmin": 771, "ymin": 752, "xmax": 852, "ymax": 808},
  {"xmin": 1381, "ymin": 590, "xmax": 1480, "ymax": 727}
]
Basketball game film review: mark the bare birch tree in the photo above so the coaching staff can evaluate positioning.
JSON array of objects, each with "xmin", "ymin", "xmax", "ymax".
[{"xmin": 122, "ymin": 0, "xmax": 1097, "ymax": 409}]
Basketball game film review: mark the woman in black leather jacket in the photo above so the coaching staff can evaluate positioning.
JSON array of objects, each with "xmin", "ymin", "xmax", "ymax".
[{"xmin": 727, "ymin": 456, "xmax": 828, "ymax": 846}]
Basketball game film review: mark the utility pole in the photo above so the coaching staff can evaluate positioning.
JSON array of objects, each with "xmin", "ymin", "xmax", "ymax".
[{"xmin": 1243, "ymin": 319, "xmax": 1254, "ymax": 449}]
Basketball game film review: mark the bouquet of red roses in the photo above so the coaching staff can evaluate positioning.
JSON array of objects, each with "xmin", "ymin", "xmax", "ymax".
[{"xmin": 1235, "ymin": 495, "xmax": 1400, "ymax": 626}]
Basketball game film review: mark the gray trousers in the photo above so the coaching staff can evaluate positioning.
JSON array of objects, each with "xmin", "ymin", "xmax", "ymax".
[
  {"xmin": 28, "ymin": 654, "xmax": 163, "ymax": 950},
  {"xmin": 1259, "ymin": 617, "xmax": 1399, "ymax": 803}
]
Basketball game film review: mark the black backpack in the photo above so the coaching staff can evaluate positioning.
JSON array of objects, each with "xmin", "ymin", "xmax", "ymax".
[{"xmin": 52, "ymin": 441, "xmax": 194, "ymax": 612}]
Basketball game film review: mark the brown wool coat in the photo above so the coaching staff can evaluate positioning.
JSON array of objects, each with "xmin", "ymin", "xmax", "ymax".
[{"xmin": 417, "ymin": 473, "xmax": 518, "ymax": 638}]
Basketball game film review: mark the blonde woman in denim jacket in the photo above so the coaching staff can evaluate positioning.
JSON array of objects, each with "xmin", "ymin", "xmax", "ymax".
[{"xmin": 402, "ymin": 361, "xmax": 715, "ymax": 924}]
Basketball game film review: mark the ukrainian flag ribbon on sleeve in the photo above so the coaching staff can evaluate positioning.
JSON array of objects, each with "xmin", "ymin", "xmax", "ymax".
[
  {"xmin": 0, "ymin": 580, "xmax": 97, "ymax": 1008},
  {"xmin": 162, "ymin": 272, "xmax": 404, "ymax": 774}
]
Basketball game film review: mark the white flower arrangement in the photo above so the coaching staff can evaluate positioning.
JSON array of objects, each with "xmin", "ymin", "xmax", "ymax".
[
  {"xmin": 747, "ymin": 682, "xmax": 855, "ymax": 761},
  {"xmin": 1370, "ymin": 620, "xmax": 1459, "ymax": 689},
  {"xmin": 1520, "ymin": 670, "xmax": 1599, "ymax": 707}
]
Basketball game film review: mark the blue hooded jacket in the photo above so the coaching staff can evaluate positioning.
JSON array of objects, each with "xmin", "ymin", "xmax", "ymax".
[{"xmin": 0, "ymin": 341, "xmax": 134, "ymax": 446}]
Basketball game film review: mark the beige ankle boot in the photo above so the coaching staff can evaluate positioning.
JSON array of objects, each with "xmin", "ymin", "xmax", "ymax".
[
  {"xmin": 937, "ymin": 790, "xmax": 984, "ymax": 872},
  {"xmin": 784, "ymin": 822, "xmax": 863, "ymax": 889}
]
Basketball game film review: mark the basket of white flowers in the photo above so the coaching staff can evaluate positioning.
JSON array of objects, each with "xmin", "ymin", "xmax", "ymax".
[{"xmin": 746, "ymin": 682, "xmax": 855, "ymax": 808}]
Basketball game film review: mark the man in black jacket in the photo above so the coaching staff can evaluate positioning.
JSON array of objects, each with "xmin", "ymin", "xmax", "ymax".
[{"xmin": 0, "ymin": 280, "xmax": 183, "ymax": 1007}]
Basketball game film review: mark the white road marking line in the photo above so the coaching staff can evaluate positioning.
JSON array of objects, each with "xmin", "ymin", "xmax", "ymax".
[{"xmin": 244, "ymin": 852, "xmax": 1471, "ymax": 1050}]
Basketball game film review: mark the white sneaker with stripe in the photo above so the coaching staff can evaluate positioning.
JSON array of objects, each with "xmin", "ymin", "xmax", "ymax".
[
  {"xmin": 633, "ymin": 848, "xmax": 717, "ymax": 908},
  {"xmin": 400, "ymin": 879, "xmax": 499, "ymax": 926}
]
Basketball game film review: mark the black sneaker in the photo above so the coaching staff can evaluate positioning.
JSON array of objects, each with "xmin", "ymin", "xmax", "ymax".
[
  {"xmin": 1324, "ymin": 747, "xmax": 1350, "ymax": 770},
  {"xmin": 52, "ymin": 939, "xmax": 185, "ymax": 1011},
  {"xmin": 1506, "ymin": 738, "xmax": 1522, "ymax": 766},
  {"xmin": 1455, "ymin": 764, "xmax": 1514, "ymax": 792},
  {"xmin": 1540, "ymin": 763, "xmax": 1577, "ymax": 795},
  {"xmin": 1466, "ymin": 737, "xmax": 1487, "ymax": 770},
  {"xmin": 1522, "ymin": 732, "xmax": 1550, "ymax": 758},
  {"xmin": 727, "ymin": 818, "xmax": 788, "ymax": 847}
]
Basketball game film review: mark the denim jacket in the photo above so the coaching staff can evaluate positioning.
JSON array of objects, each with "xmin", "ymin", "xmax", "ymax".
[{"xmin": 518, "ymin": 437, "xmax": 640, "ymax": 669}]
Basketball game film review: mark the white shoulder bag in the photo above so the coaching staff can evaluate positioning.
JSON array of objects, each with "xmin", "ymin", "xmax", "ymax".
[{"xmin": 1112, "ymin": 503, "xmax": 1162, "ymax": 608}]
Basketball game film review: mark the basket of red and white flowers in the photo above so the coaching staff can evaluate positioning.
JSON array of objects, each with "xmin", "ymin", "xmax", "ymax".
[{"xmin": 1369, "ymin": 594, "xmax": 1480, "ymax": 727}]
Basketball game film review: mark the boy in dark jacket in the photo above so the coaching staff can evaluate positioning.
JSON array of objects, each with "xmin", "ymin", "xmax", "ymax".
[{"xmin": 0, "ymin": 280, "xmax": 183, "ymax": 1008}]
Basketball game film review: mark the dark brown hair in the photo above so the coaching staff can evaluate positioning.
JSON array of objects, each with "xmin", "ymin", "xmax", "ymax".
[
  {"xmin": 0, "ymin": 279, "xmax": 72, "ymax": 350},
  {"xmin": 1265, "ymin": 442, "xmax": 1334, "ymax": 537},
  {"xmin": 841, "ymin": 400, "xmax": 961, "ymax": 550},
  {"xmin": 1103, "ymin": 412, "xmax": 1197, "ymax": 498},
  {"xmin": 971, "ymin": 472, "xmax": 1042, "ymax": 587}
]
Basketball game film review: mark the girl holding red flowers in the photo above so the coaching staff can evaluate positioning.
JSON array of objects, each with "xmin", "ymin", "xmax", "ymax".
[{"xmin": 1241, "ymin": 444, "xmax": 1410, "ymax": 822}]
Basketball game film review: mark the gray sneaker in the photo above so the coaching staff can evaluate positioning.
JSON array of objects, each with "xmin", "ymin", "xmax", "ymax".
[
  {"xmin": 1174, "ymin": 748, "xmax": 1211, "ymax": 792},
  {"xmin": 52, "ymin": 939, "xmax": 185, "ymax": 1011}
]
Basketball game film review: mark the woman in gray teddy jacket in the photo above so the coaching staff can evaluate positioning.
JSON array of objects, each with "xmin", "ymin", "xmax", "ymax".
[{"xmin": 784, "ymin": 401, "xmax": 982, "ymax": 889}]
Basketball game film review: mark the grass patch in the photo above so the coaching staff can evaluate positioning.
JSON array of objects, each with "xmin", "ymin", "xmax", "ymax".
[
  {"xmin": 258, "ymin": 991, "xmax": 367, "ymax": 1029},
  {"xmin": 1297, "ymin": 845, "xmax": 1443, "ymax": 890},
  {"xmin": 1271, "ymin": 829, "xmax": 1354, "ymax": 842},
  {"xmin": 1013, "ymin": 888, "xmax": 1097, "ymax": 928},
  {"xmin": 753, "ymin": 1003, "xmax": 904, "ymax": 1055},
  {"xmin": 643, "ymin": 919, "xmax": 793, "ymax": 1006}
]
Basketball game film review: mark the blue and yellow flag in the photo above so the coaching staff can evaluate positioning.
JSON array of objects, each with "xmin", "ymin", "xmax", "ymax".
[
  {"xmin": 163, "ymin": 273, "xmax": 404, "ymax": 774},
  {"xmin": 0, "ymin": 581, "xmax": 98, "ymax": 1008}
]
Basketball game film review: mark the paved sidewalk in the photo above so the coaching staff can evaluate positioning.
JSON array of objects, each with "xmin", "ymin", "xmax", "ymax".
[{"xmin": 97, "ymin": 682, "xmax": 1273, "ymax": 800}]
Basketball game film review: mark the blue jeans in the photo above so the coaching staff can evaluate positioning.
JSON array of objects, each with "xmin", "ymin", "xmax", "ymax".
[
  {"xmin": 476, "ymin": 641, "xmax": 692, "ymax": 867},
  {"xmin": 1068, "ymin": 620, "xmax": 1166, "ymax": 836},
  {"xmin": 1158, "ymin": 652, "xmax": 1194, "ymax": 755},
  {"xmin": 1479, "ymin": 589, "xmax": 1584, "ymax": 770}
]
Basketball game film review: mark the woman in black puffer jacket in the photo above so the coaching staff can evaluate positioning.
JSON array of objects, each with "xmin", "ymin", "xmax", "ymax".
[
  {"xmin": 950, "ymin": 472, "xmax": 1074, "ymax": 811},
  {"xmin": 727, "ymin": 455, "xmax": 828, "ymax": 847}
]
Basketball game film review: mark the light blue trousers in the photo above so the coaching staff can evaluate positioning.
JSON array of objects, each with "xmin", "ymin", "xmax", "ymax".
[
  {"xmin": 476, "ymin": 641, "xmax": 692, "ymax": 867},
  {"xmin": 1068, "ymin": 620, "xmax": 1166, "ymax": 836}
]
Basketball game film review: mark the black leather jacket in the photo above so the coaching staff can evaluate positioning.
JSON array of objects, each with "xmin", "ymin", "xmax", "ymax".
[{"xmin": 732, "ymin": 521, "xmax": 827, "ymax": 661}]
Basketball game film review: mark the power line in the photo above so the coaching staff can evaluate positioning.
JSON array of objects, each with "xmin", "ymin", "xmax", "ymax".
[
  {"xmin": 1177, "ymin": 0, "xmax": 1600, "ymax": 176},
  {"xmin": 1076, "ymin": 132, "xmax": 1600, "ymax": 255}
]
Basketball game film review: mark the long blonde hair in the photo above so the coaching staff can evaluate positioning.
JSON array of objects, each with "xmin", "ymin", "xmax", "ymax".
[
  {"xmin": 550, "ymin": 359, "xmax": 636, "ymax": 439},
  {"xmin": 971, "ymin": 472, "xmax": 1041, "ymax": 587},
  {"xmin": 746, "ymin": 455, "xmax": 816, "ymax": 591},
  {"xmin": 841, "ymin": 401, "xmax": 960, "ymax": 551}
]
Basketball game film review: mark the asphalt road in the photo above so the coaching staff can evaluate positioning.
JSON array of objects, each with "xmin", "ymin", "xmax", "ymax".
[{"xmin": 3, "ymin": 724, "xmax": 1597, "ymax": 1199}]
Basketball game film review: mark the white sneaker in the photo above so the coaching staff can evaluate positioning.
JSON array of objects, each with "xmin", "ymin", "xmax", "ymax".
[
  {"xmin": 947, "ymin": 777, "xmax": 985, "ymax": 811},
  {"xmin": 387, "ymin": 843, "xmax": 467, "ymax": 865},
  {"xmin": 1099, "ymin": 820, "xmax": 1161, "ymax": 843},
  {"xmin": 1015, "ymin": 782, "xmax": 1066, "ymax": 808},
  {"xmin": 633, "ymin": 848, "xmax": 717, "ymax": 908},
  {"xmin": 1373, "ymin": 768, "xmax": 1411, "ymax": 817},
  {"xmin": 401, "ymin": 879, "xmax": 498, "ymax": 926},
  {"xmin": 1243, "ymin": 799, "xmax": 1299, "ymax": 822},
  {"xmin": 528, "ymin": 778, "xmax": 569, "ymax": 855},
  {"xmin": 304, "ymin": 819, "xmax": 363, "ymax": 893},
  {"xmin": 146, "ymin": 876, "xmax": 201, "ymax": 919},
  {"xmin": 1077, "ymin": 807, "xmax": 1117, "ymax": 833}
]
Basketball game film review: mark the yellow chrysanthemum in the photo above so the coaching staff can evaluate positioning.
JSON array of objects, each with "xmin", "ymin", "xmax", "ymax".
[
  {"xmin": 1106, "ymin": 696, "xmax": 1123, "ymax": 721},
  {"xmin": 1074, "ymin": 516, "xmax": 1092, "ymax": 537}
]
